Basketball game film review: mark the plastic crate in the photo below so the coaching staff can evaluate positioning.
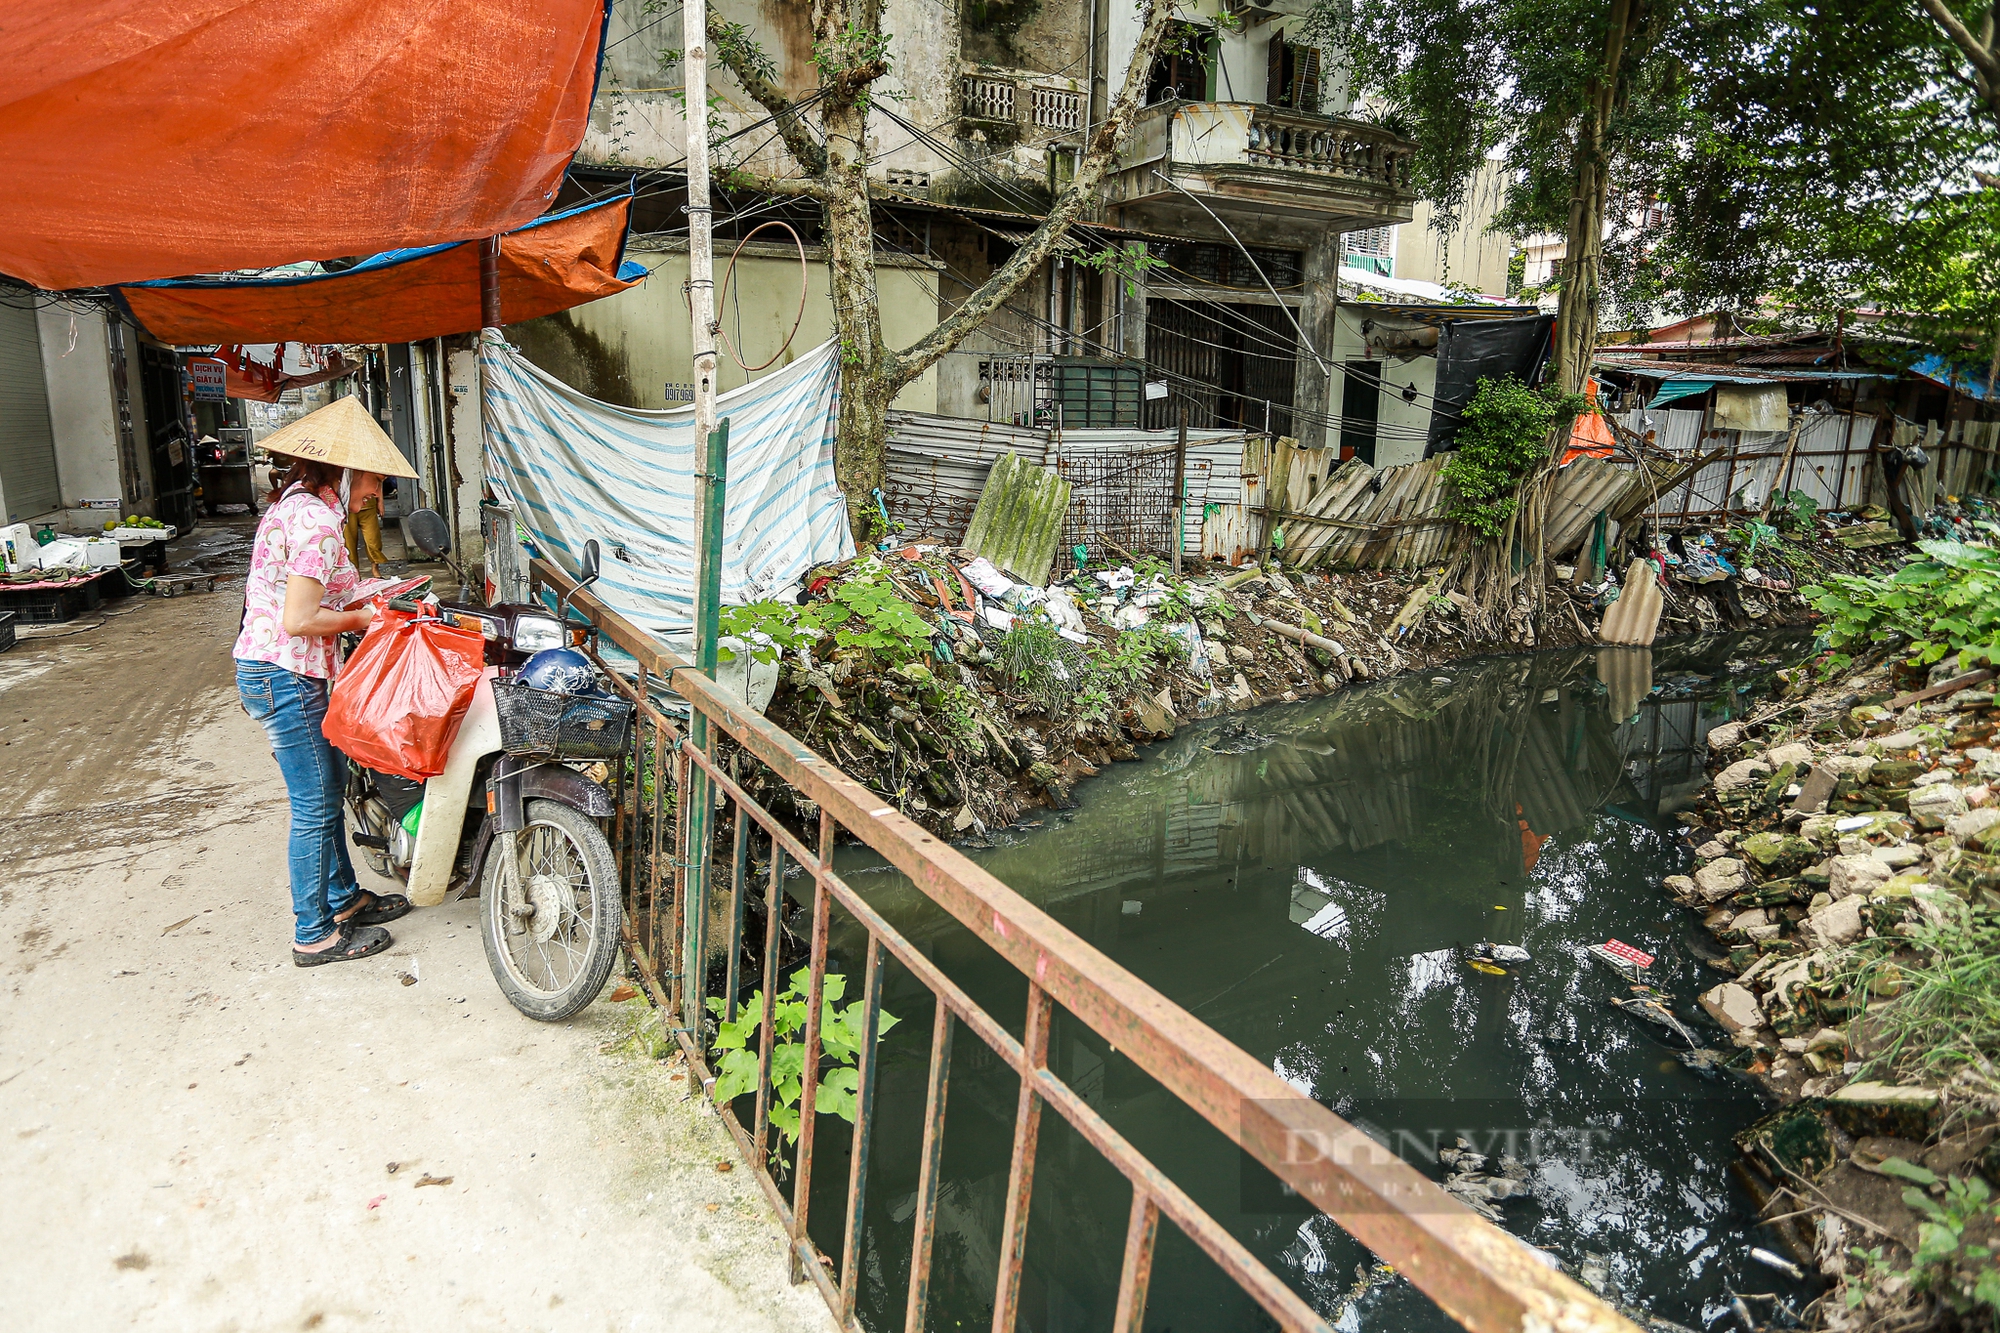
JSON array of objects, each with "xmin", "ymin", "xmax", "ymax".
[
  {"xmin": 492, "ymin": 678, "xmax": 635, "ymax": 759},
  {"xmin": 0, "ymin": 610, "xmax": 14, "ymax": 653},
  {"xmin": 97, "ymin": 564, "xmax": 136, "ymax": 601},
  {"xmin": 0, "ymin": 576, "xmax": 104, "ymax": 624}
]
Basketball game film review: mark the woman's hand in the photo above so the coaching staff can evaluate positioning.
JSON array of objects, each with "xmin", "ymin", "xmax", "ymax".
[{"xmin": 281, "ymin": 575, "xmax": 373, "ymax": 638}]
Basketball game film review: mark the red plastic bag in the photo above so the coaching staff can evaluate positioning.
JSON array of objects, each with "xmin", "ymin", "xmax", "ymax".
[{"xmin": 322, "ymin": 604, "xmax": 486, "ymax": 781}]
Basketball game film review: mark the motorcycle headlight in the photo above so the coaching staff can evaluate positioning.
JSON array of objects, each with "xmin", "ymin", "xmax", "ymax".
[{"xmin": 512, "ymin": 615, "xmax": 564, "ymax": 652}]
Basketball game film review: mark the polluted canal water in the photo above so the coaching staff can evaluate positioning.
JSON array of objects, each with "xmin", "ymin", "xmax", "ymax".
[{"xmin": 797, "ymin": 631, "xmax": 1821, "ymax": 1330}]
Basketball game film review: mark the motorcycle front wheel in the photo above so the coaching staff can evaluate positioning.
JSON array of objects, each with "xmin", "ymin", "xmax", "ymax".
[{"xmin": 480, "ymin": 799, "xmax": 621, "ymax": 1022}]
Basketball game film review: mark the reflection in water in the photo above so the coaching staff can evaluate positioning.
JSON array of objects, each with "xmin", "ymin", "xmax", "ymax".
[{"xmin": 804, "ymin": 632, "xmax": 1816, "ymax": 1331}]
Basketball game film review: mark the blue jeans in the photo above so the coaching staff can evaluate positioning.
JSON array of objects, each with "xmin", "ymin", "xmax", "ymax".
[{"xmin": 236, "ymin": 660, "xmax": 362, "ymax": 945}]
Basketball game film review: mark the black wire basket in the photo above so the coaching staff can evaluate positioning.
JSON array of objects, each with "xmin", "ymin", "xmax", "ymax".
[{"xmin": 492, "ymin": 678, "xmax": 635, "ymax": 760}]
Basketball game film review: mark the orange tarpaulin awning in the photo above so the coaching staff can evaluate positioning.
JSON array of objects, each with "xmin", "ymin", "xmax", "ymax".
[
  {"xmin": 0, "ymin": 0, "xmax": 609, "ymax": 291},
  {"xmin": 191, "ymin": 350, "xmax": 363, "ymax": 403},
  {"xmin": 115, "ymin": 196, "xmax": 644, "ymax": 345}
]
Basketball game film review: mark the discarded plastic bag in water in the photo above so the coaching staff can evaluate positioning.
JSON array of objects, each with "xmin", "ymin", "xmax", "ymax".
[{"xmin": 323, "ymin": 604, "xmax": 485, "ymax": 781}]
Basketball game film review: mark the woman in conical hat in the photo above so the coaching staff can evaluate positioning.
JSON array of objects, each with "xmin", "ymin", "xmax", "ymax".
[{"xmin": 231, "ymin": 396, "xmax": 419, "ymax": 966}]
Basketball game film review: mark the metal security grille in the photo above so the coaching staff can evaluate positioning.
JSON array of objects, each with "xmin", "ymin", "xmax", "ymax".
[
  {"xmin": 962, "ymin": 77, "xmax": 1015, "ymax": 122},
  {"xmin": 1057, "ymin": 443, "xmax": 1182, "ymax": 556},
  {"xmin": 1051, "ymin": 360, "xmax": 1141, "ymax": 428},
  {"xmin": 1144, "ymin": 299, "xmax": 1297, "ymax": 437},
  {"xmin": 1030, "ymin": 86, "xmax": 1083, "ymax": 132},
  {"xmin": 0, "ymin": 303, "xmax": 59, "ymax": 521}
]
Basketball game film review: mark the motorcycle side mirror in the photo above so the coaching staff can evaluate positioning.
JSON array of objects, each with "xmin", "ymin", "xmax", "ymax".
[
  {"xmin": 579, "ymin": 539, "xmax": 601, "ymax": 586},
  {"xmin": 406, "ymin": 508, "xmax": 450, "ymax": 556}
]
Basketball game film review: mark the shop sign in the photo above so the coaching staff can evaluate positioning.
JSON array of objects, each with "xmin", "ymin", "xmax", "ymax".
[{"xmin": 189, "ymin": 358, "xmax": 227, "ymax": 401}]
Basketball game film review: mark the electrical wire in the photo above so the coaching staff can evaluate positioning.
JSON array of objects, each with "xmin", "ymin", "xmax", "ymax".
[
  {"xmin": 602, "ymin": 3, "xmax": 681, "ymax": 54},
  {"xmin": 713, "ymin": 220, "xmax": 810, "ymax": 371},
  {"xmin": 896, "ymin": 232, "xmax": 1434, "ymax": 441}
]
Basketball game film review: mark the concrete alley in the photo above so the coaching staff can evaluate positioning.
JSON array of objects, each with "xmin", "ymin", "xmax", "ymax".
[{"xmin": 0, "ymin": 541, "xmax": 833, "ymax": 1333}]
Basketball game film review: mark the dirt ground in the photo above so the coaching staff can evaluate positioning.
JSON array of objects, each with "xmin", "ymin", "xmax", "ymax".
[{"xmin": 0, "ymin": 528, "xmax": 833, "ymax": 1333}]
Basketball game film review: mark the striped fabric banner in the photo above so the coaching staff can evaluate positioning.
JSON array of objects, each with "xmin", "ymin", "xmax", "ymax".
[{"xmin": 480, "ymin": 331, "xmax": 854, "ymax": 638}]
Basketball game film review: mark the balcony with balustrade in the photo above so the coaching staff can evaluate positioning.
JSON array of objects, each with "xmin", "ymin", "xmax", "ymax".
[{"xmin": 1103, "ymin": 100, "xmax": 1418, "ymax": 245}]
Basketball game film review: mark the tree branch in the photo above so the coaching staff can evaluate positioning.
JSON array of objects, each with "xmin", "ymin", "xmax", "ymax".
[
  {"xmin": 1917, "ymin": 0, "xmax": 2000, "ymax": 113},
  {"xmin": 889, "ymin": 0, "xmax": 1181, "ymax": 387},
  {"xmin": 706, "ymin": 15, "xmax": 829, "ymax": 176}
]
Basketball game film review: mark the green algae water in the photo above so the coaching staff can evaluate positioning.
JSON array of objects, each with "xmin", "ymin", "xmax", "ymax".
[{"xmin": 797, "ymin": 631, "xmax": 1818, "ymax": 1331}]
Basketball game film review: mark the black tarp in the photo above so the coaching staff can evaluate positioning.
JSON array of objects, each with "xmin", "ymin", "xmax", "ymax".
[{"xmin": 1424, "ymin": 314, "xmax": 1556, "ymax": 455}]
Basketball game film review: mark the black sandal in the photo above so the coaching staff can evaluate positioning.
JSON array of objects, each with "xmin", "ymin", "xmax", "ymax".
[
  {"xmin": 339, "ymin": 890, "xmax": 412, "ymax": 927},
  {"xmin": 293, "ymin": 922, "xmax": 393, "ymax": 967}
]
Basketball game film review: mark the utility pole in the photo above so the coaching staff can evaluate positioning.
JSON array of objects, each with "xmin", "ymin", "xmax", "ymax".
[{"xmin": 682, "ymin": 0, "xmax": 723, "ymax": 1038}]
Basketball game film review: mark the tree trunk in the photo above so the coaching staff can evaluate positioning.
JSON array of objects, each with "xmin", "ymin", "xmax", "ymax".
[
  {"xmin": 707, "ymin": 0, "xmax": 1174, "ymax": 535},
  {"xmin": 1552, "ymin": 0, "xmax": 1634, "ymax": 396},
  {"xmin": 821, "ymin": 99, "xmax": 892, "ymax": 538}
]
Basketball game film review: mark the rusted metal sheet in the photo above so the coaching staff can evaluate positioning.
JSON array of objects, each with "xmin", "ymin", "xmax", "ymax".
[
  {"xmin": 535, "ymin": 559, "xmax": 1637, "ymax": 1333},
  {"xmin": 884, "ymin": 409, "xmax": 1244, "ymax": 559}
]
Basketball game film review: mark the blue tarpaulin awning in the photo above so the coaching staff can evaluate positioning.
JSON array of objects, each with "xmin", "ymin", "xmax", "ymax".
[
  {"xmin": 1645, "ymin": 380, "xmax": 1716, "ymax": 408},
  {"xmin": 1911, "ymin": 354, "xmax": 1995, "ymax": 403}
]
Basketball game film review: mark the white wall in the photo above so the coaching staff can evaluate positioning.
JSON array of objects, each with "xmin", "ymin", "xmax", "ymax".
[
  {"xmin": 1328, "ymin": 306, "xmax": 1437, "ymax": 469},
  {"xmin": 1394, "ymin": 159, "xmax": 1514, "ymax": 295}
]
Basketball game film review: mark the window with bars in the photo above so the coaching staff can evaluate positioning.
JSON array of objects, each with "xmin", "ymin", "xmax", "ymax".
[
  {"xmin": 1030, "ymin": 86, "xmax": 1083, "ymax": 132},
  {"xmin": 962, "ymin": 77, "xmax": 1015, "ymax": 122},
  {"xmin": 1152, "ymin": 241, "xmax": 1304, "ymax": 290}
]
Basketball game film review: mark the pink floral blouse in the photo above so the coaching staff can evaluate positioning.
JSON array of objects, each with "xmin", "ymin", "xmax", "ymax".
[{"xmin": 231, "ymin": 487, "xmax": 357, "ymax": 679}]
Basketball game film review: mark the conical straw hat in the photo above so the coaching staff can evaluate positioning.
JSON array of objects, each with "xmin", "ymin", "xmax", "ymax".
[{"xmin": 259, "ymin": 395, "xmax": 417, "ymax": 478}]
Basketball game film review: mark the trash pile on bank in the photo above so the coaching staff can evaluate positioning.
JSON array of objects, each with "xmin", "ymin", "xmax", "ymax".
[
  {"xmin": 714, "ymin": 503, "xmax": 1925, "ymax": 842},
  {"xmin": 1654, "ymin": 652, "xmax": 2000, "ymax": 1328}
]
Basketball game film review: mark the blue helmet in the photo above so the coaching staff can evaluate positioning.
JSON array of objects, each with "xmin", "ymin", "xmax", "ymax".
[{"xmin": 519, "ymin": 646, "xmax": 597, "ymax": 695}]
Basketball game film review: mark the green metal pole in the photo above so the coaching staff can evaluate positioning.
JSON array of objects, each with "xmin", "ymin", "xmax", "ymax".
[{"xmin": 685, "ymin": 417, "xmax": 728, "ymax": 1035}]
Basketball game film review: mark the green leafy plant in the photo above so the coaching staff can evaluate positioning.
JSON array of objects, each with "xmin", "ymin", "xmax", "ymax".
[
  {"xmin": 1773, "ymin": 488, "xmax": 1820, "ymax": 533},
  {"xmin": 1845, "ymin": 1167, "xmax": 2000, "ymax": 1318},
  {"xmin": 706, "ymin": 969, "xmax": 901, "ymax": 1150},
  {"xmin": 995, "ymin": 613, "xmax": 1072, "ymax": 715},
  {"xmin": 1440, "ymin": 376, "xmax": 1589, "ymax": 539},
  {"xmin": 1802, "ymin": 535, "xmax": 2000, "ymax": 673},
  {"xmin": 1076, "ymin": 242, "xmax": 1166, "ymax": 297},
  {"xmin": 716, "ymin": 564, "xmax": 936, "ymax": 668}
]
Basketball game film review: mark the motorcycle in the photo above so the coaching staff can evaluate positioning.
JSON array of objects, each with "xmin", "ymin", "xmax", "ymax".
[{"xmin": 342, "ymin": 510, "xmax": 627, "ymax": 1022}]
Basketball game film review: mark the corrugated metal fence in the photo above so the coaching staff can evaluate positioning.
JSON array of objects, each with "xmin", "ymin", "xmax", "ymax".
[
  {"xmin": 885, "ymin": 408, "xmax": 2000, "ymax": 573},
  {"xmin": 885, "ymin": 411, "xmax": 1245, "ymax": 559}
]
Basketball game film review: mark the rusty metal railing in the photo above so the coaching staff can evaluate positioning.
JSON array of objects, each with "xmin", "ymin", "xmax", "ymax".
[{"xmin": 531, "ymin": 557, "xmax": 1633, "ymax": 1333}]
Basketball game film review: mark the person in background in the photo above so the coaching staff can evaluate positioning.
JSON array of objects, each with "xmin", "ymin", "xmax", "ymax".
[
  {"xmin": 345, "ymin": 475, "xmax": 396, "ymax": 578},
  {"xmin": 234, "ymin": 398, "xmax": 419, "ymax": 966}
]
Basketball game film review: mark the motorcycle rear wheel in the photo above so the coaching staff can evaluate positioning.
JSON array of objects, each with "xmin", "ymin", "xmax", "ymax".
[{"xmin": 480, "ymin": 799, "xmax": 621, "ymax": 1022}]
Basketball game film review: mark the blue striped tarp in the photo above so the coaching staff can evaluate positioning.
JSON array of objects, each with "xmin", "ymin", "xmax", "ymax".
[{"xmin": 480, "ymin": 331, "xmax": 855, "ymax": 637}]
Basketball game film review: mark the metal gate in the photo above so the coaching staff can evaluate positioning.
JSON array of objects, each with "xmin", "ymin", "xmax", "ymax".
[{"xmin": 0, "ymin": 302, "xmax": 59, "ymax": 521}]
